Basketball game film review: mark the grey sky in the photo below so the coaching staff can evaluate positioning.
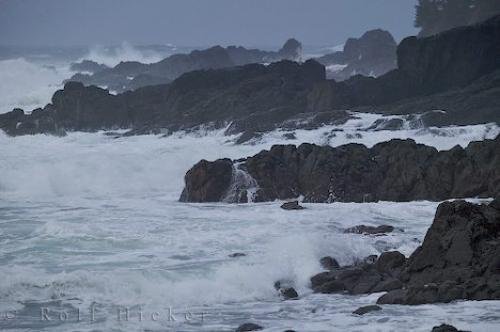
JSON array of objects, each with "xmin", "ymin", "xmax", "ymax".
[{"xmin": 0, "ymin": 0, "xmax": 419, "ymax": 47}]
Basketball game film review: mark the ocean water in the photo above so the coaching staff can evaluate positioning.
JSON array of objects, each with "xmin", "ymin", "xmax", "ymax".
[{"xmin": 1, "ymin": 53, "xmax": 500, "ymax": 331}]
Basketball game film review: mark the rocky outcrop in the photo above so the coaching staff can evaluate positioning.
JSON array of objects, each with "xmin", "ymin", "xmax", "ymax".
[
  {"xmin": 379, "ymin": 198, "xmax": 500, "ymax": 305},
  {"xmin": 317, "ymin": 29, "xmax": 397, "ymax": 81},
  {"xmin": 344, "ymin": 225, "xmax": 394, "ymax": 235},
  {"xmin": 70, "ymin": 60, "xmax": 109, "ymax": 74},
  {"xmin": 236, "ymin": 323, "xmax": 263, "ymax": 332},
  {"xmin": 352, "ymin": 305, "xmax": 382, "ymax": 315},
  {"xmin": 431, "ymin": 324, "xmax": 468, "ymax": 332},
  {"xmin": 310, "ymin": 14, "xmax": 500, "ymax": 124},
  {"xmin": 280, "ymin": 201, "xmax": 305, "ymax": 210},
  {"xmin": 311, "ymin": 251, "xmax": 406, "ymax": 295},
  {"xmin": 310, "ymin": 199, "xmax": 500, "ymax": 305},
  {"xmin": 69, "ymin": 39, "xmax": 303, "ymax": 93},
  {"xmin": 1, "ymin": 60, "xmax": 326, "ymax": 137},
  {"xmin": 2, "ymin": 16, "xmax": 499, "ymax": 137},
  {"xmin": 180, "ymin": 136, "xmax": 500, "ymax": 203}
]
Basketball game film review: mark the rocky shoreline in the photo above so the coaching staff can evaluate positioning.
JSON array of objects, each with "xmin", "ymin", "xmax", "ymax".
[
  {"xmin": 310, "ymin": 198, "xmax": 500, "ymax": 305},
  {"xmin": 236, "ymin": 198, "xmax": 499, "ymax": 332},
  {"xmin": 1, "ymin": 15, "xmax": 499, "ymax": 138},
  {"xmin": 180, "ymin": 135, "xmax": 500, "ymax": 203}
]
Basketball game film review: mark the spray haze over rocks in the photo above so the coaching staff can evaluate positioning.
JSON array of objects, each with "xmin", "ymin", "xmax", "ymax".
[{"xmin": 1, "ymin": 15, "xmax": 499, "ymax": 139}]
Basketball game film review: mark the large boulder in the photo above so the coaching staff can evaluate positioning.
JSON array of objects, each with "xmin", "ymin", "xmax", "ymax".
[
  {"xmin": 179, "ymin": 159, "xmax": 234, "ymax": 202},
  {"xmin": 378, "ymin": 198, "xmax": 500, "ymax": 304},
  {"xmin": 310, "ymin": 252, "xmax": 406, "ymax": 295}
]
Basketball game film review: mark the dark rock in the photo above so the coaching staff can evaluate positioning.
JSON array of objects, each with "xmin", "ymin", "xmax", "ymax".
[
  {"xmin": 69, "ymin": 39, "xmax": 303, "ymax": 93},
  {"xmin": 236, "ymin": 323, "xmax": 263, "ymax": 332},
  {"xmin": 375, "ymin": 251, "xmax": 406, "ymax": 277},
  {"xmin": 320, "ymin": 256, "xmax": 340, "ymax": 270},
  {"xmin": 40, "ymin": 59, "xmax": 323, "ymax": 138},
  {"xmin": 376, "ymin": 289, "xmax": 408, "ymax": 304},
  {"xmin": 310, "ymin": 272, "xmax": 336, "ymax": 290},
  {"xmin": 431, "ymin": 324, "xmax": 469, "ymax": 332},
  {"xmin": 366, "ymin": 118, "xmax": 404, "ymax": 131},
  {"xmin": 354, "ymin": 255, "xmax": 378, "ymax": 266},
  {"xmin": 179, "ymin": 159, "xmax": 233, "ymax": 203},
  {"xmin": 314, "ymin": 280, "xmax": 346, "ymax": 294},
  {"xmin": 378, "ymin": 199, "xmax": 500, "ymax": 304},
  {"xmin": 310, "ymin": 15, "xmax": 500, "ymax": 125},
  {"xmin": 4, "ymin": 17, "xmax": 500, "ymax": 138},
  {"xmin": 317, "ymin": 29, "xmax": 397, "ymax": 81},
  {"xmin": 181, "ymin": 136, "xmax": 500, "ymax": 203},
  {"xmin": 282, "ymin": 132, "xmax": 297, "ymax": 140},
  {"xmin": 228, "ymin": 253, "xmax": 246, "ymax": 258},
  {"xmin": 352, "ymin": 305, "xmax": 382, "ymax": 315},
  {"xmin": 279, "ymin": 287, "xmax": 299, "ymax": 300},
  {"xmin": 344, "ymin": 225, "xmax": 394, "ymax": 235},
  {"xmin": 278, "ymin": 38, "xmax": 302, "ymax": 61},
  {"xmin": 70, "ymin": 60, "xmax": 109, "ymax": 74},
  {"xmin": 280, "ymin": 201, "xmax": 305, "ymax": 210}
]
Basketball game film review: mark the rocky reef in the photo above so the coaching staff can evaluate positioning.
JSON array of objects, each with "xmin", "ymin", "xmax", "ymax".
[
  {"xmin": 180, "ymin": 135, "xmax": 500, "ymax": 203},
  {"xmin": 1, "ymin": 15, "xmax": 499, "ymax": 138},
  {"xmin": 68, "ymin": 39, "xmax": 302, "ymax": 93},
  {"xmin": 310, "ymin": 198, "xmax": 500, "ymax": 305}
]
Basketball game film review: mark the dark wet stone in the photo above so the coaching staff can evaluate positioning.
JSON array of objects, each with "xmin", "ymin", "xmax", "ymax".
[
  {"xmin": 314, "ymin": 280, "xmax": 346, "ymax": 294},
  {"xmin": 320, "ymin": 256, "xmax": 340, "ymax": 270},
  {"xmin": 344, "ymin": 225, "xmax": 394, "ymax": 235},
  {"xmin": 229, "ymin": 253, "xmax": 247, "ymax": 258},
  {"xmin": 236, "ymin": 323, "xmax": 263, "ymax": 332},
  {"xmin": 280, "ymin": 201, "xmax": 305, "ymax": 210},
  {"xmin": 280, "ymin": 287, "xmax": 299, "ymax": 300},
  {"xmin": 352, "ymin": 305, "xmax": 382, "ymax": 315},
  {"xmin": 376, "ymin": 289, "xmax": 408, "ymax": 304},
  {"xmin": 431, "ymin": 324, "xmax": 469, "ymax": 332}
]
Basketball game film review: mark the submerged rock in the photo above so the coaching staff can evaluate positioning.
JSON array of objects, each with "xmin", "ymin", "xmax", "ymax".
[
  {"xmin": 431, "ymin": 324, "xmax": 469, "ymax": 332},
  {"xmin": 236, "ymin": 323, "xmax": 263, "ymax": 332},
  {"xmin": 279, "ymin": 287, "xmax": 299, "ymax": 300},
  {"xmin": 344, "ymin": 225, "xmax": 394, "ymax": 235},
  {"xmin": 352, "ymin": 305, "xmax": 382, "ymax": 315},
  {"xmin": 280, "ymin": 201, "xmax": 305, "ymax": 210},
  {"xmin": 228, "ymin": 253, "xmax": 247, "ymax": 258}
]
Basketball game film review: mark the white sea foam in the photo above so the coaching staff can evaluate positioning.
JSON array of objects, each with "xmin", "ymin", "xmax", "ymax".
[
  {"xmin": 1, "ymin": 123, "xmax": 499, "ymax": 331},
  {"xmin": 1, "ymin": 51, "xmax": 500, "ymax": 331},
  {"xmin": 0, "ymin": 58, "xmax": 71, "ymax": 114},
  {"xmin": 80, "ymin": 42, "xmax": 166, "ymax": 67}
]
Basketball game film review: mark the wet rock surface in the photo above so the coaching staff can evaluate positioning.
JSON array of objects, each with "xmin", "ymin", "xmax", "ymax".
[
  {"xmin": 280, "ymin": 201, "xmax": 305, "ymax": 210},
  {"xmin": 344, "ymin": 225, "xmax": 395, "ymax": 235},
  {"xmin": 2, "ymin": 16, "xmax": 500, "ymax": 138},
  {"xmin": 380, "ymin": 198, "xmax": 500, "ymax": 304},
  {"xmin": 310, "ymin": 198, "xmax": 500, "ymax": 306},
  {"xmin": 181, "ymin": 136, "xmax": 500, "ymax": 203},
  {"xmin": 431, "ymin": 324, "xmax": 469, "ymax": 332},
  {"xmin": 352, "ymin": 305, "xmax": 382, "ymax": 315},
  {"xmin": 320, "ymin": 256, "xmax": 340, "ymax": 270},
  {"xmin": 317, "ymin": 29, "xmax": 397, "ymax": 81},
  {"xmin": 236, "ymin": 323, "xmax": 263, "ymax": 332},
  {"xmin": 68, "ymin": 39, "xmax": 303, "ymax": 93},
  {"xmin": 311, "ymin": 251, "xmax": 406, "ymax": 295}
]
